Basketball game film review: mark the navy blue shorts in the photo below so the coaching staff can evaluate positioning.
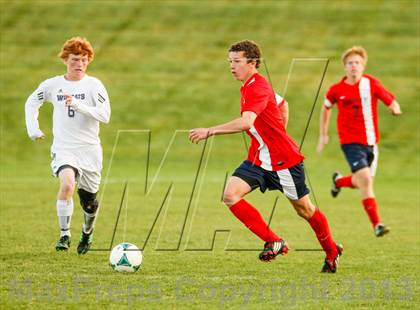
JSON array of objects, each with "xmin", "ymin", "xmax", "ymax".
[
  {"xmin": 341, "ymin": 143, "xmax": 376, "ymax": 173},
  {"xmin": 232, "ymin": 160, "xmax": 310, "ymax": 200}
]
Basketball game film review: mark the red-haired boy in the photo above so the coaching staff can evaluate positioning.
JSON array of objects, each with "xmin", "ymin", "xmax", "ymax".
[{"xmin": 25, "ymin": 37, "xmax": 111, "ymax": 254}]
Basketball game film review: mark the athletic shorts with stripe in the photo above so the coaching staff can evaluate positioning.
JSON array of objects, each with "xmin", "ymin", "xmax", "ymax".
[
  {"xmin": 232, "ymin": 160, "xmax": 310, "ymax": 200},
  {"xmin": 341, "ymin": 143, "xmax": 378, "ymax": 176}
]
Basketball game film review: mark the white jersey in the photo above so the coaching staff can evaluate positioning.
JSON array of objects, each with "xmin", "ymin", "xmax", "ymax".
[{"xmin": 25, "ymin": 74, "xmax": 111, "ymax": 151}]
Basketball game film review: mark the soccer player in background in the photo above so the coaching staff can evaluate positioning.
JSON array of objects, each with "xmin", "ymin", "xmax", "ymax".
[
  {"xmin": 189, "ymin": 40, "xmax": 343, "ymax": 273},
  {"xmin": 317, "ymin": 46, "xmax": 402, "ymax": 237},
  {"xmin": 25, "ymin": 37, "xmax": 111, "ymax": 254}
]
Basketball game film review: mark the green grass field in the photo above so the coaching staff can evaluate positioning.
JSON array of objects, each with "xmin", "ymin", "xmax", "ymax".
[{"xmin": 1, "ymin": 0, "xmax": 419, "ymax": 309}]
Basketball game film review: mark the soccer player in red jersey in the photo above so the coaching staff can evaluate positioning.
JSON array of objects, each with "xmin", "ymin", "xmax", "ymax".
[
  {"xmin": 189, "ymin": 40, "xmax": 342, "ymax": 273},
  {"xmin": 317, "ymin": 46, "xmax": 402, "ymax": 237}
]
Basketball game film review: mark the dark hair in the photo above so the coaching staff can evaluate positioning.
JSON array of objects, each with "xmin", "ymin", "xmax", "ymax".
[{"xmin": 229, "ymin": 40, "xmax": 261, "ymax": 68}]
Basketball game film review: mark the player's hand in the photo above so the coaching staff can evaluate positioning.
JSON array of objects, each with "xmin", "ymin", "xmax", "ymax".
[
  {"xmin": 316, "ymin": 135, "xmax": 329, "ymax": 154},
  {"xmin": 30, "ymin": 130, "xmax": 45, "ymax": 141},
  {"xmin": 189, "ymin": 128, "xmax": 210, "ymax": 144},
  {"xmin": 389, "ymin": 101, "xmax": 402, "ymax": 116},
  {"xmin": 65, "ymin": 94, "xmax": 78, "ymax": 110},
  {"xmin": 65, "ymin": 95, "xmax": 72, "ymax": 106}
]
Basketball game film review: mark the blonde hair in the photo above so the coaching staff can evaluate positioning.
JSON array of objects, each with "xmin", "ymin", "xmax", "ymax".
[
  {"xmin": 341, "ymin": 46, "xmax": 367, "ymax": 65},
  {"xmin": 58, "ymin": 37, "xmax": 94, "ymax": 62}
]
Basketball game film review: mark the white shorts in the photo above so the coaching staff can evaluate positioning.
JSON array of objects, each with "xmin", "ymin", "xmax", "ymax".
[{"xmin": 51, "ymin": 145, "xmax": 102, "ymax": 193}]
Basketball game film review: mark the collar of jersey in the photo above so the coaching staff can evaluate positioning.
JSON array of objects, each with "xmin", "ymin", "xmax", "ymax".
[{"xmin": 242, "ymin": 73, "xmax": 259, "ymax": 89}]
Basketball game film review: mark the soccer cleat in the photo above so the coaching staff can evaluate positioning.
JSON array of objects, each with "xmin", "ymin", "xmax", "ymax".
[
  {"xmin": 321, "ymin": 243, "xmax": 343, "ymax": 273},
  {"xmin": 55, "ymin": 235, "xmax": 71, "ymax": 251},
  {"xmin": 331, "ymin": 172, "xmax": 342, "ymax": 198},
  {"xmin": 77, "ymin": 231, "xmax": 93, "ymax": 255},
  {"xmin": 374, "ymin": 224, "xmax": 390, "ymax": 237},
  {"xmin": 259, "ymin": 239, "xmax": 289, "ymax": 262}
]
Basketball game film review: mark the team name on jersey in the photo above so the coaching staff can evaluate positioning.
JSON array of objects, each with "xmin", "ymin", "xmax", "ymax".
[{"xmin": 57, "ymin": 93, "xmax": 86, "ymax": 101}]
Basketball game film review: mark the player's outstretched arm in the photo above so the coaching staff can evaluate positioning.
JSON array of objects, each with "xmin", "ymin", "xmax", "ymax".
[
  {"xmin": 316, "ymin": 105, "xmax": 332, "ymax": 154},
  {"xmin": 388, "ymin": 100, "xmax": 402, "ymax": 116},
  {"xmin": 189, "ymin": 111, "xmax": 257, "ymax": 144},
  {"xmin": 25, "ymin": 84, "xmax": 46, "ymax": 141}
]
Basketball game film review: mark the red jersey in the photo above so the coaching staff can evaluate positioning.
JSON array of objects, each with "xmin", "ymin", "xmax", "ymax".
[
  {"xmin": 325, "ymin": 74, "xmax": 395, "ymax": 145},
  {"xmin": 240, "ymin": 73, "xmax": 304, "ymax": 171}
]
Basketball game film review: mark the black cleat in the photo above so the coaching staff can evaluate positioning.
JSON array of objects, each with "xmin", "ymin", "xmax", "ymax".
[
  {"xmin": 331, "ymin": 172, "xmax": 342, "ymax": 198},
  {"xmin": 77, "ymin": 231, "xmax": 93, "ymax": 255},
  {"xmin": 55, "ymin": 235, "xmax": 71, "ymax": 251},
  {"xmin": 259, "ymin": 239, "xmax": 289, "ymax": 262},
  {"xmin": 321, "ymin": 243, "xmax": 343, "ymax": 273},
  {"xmin": 374, "ymin": 224, "xmax": 390, "ymax": 237}
]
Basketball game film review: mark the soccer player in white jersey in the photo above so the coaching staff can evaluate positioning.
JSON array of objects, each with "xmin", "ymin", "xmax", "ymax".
[
  {"xmin": 25, "ymin": 37, "xmax": 111, "ymax": 254},
  {"xmin": 317, "ymin": 46, "xmax": 401, "ymax": 237}
]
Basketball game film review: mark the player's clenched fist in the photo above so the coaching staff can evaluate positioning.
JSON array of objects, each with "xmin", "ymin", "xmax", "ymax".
[
  {"xmin": 189, "ymin": 128, "xmax": 210, "ymax": 144},
  {"xmin": 65, "ymin": 94, "xmax": 72, "ymax": 106}
]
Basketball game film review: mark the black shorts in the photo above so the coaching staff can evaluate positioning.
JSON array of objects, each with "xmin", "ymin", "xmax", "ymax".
[
  {"xmin": 232, "ymin": 160, "xmax": 310, "ymax": 200},
  {"xmin": 341, "ymin": 143, "xmax": 377, "ymax": 173}
]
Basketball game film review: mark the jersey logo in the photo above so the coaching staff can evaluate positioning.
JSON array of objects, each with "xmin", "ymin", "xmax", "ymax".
[
  {"xmin": 57, "ymin": 93, "xmax": 85, "ymax": 101},
  {"xmin": 247, "ymin": 77, "xmax": 256, "ymax": 85},
  {"xmin": 98, "ymin": 93, "xmax": 106, "ymax": 104},
  {"xmin": 339, "ymin": 96, "xmax": 345, "ymax": 100}
]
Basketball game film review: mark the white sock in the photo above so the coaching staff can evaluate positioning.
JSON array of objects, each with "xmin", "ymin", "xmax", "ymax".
[{"xmin": 56, "ymin": 199, "xmax": 74, "ymax": 237}]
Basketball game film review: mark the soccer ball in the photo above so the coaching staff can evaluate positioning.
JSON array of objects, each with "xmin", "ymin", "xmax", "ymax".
[{"xmin": 109, "ymin": 242, "xmax": 142, "ymax": 273}]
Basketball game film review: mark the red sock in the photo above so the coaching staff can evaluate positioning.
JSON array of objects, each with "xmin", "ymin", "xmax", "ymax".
[
  {"xmin": 229, "ymin": 199, "xmax": 280, "ymax": 242},
  {"xmin": 336, "ymin": 175, "xmax": 354, "ymax": 188},
  {"xmin": 362, "ymin": 198, "xmax": 380, "ymax": 227},
  {"xmin": 308, "ymin": 208, "xmax": 337, "ymax": 261}
]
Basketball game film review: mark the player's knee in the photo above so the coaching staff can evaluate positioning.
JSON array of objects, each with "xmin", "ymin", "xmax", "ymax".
[
  {"xmin": 295, "ymin": 206, "xmax": 311, "ymax": 219},
  {"xmin": 60, "ymin": 182, "xmax": 75, "ymax": 197},
  {"xmin": 78, "ymin": 188, "xmax": 99, "ymax": 214},
  {"xmin": 222, "ymin": 190, "xmax": 240, "ymax": 207},
  {"xmin": 292, "ymin": 201, "xmax": 313, "ymax": 220},
  {"xmin": 357, "ymin": 173, "xmax": 372, "ymax": 188}
]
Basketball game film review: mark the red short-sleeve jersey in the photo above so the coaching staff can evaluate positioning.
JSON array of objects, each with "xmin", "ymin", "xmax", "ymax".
[
  {"xmin": 324, "ymin": 74, "xmax": 395, "ymax": 145},
  {"xmin": 240, "ymin": 73, "xmax": 304, "ymax": 171}
]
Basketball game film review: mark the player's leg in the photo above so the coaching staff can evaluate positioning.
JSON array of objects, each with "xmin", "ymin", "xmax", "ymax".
[
  {"xmin": 226, "ymin": 161, "xmax": 288, "ymax": 261},
  {"xmin": 352, "ymin": 166, "xmax": 374, "ymax": 198},
  {"xmin": 276, "ymin": 162, "xmax": 342, "ymax": 272},
  {"xmin": 288, "ymin": 195, "xmax": 343, "ymax": 273},
  {"xmin": 367, "ymin": 144, "xmax": 388, "ymax": 235},
  {"xmin": 76, "ymin": 170, "xmax": 101, "ymax": 254},
  {"xmin": 353, "ymin": 145, "xmax": 388, "ymax": 236},
  {"xmin": 331, "ymin": 172, "xmax": 355, "ymax": 198},
  {"xmin": 352, "ymin": 167, "xmax": 389, "ymax": 237},
  {"xmin": 224, "ymin": 176, "xmax": 282, "ymax": 242},
  {"xmin": 331, "ymin": 144, "xmax": 363, "ymax": 198},
  {"xmin": 55, "ymin": 166, "xmax": 77, "ymax": 251}
]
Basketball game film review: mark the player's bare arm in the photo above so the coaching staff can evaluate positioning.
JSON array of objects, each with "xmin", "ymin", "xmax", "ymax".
[
  {"xmin": 316, "ymin": 105, "xmax": 332, "ymax": 153},
  {"xmin": 189, "ymin": 111, "xmax": 257, "ymax": 144},
  {"xmin": 388, "ymin": 100, "xmax": 402, "ymax": 116},
  {"xmin": 279, "ymin": 100, "xmax": 289, "ymax": 129}
]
